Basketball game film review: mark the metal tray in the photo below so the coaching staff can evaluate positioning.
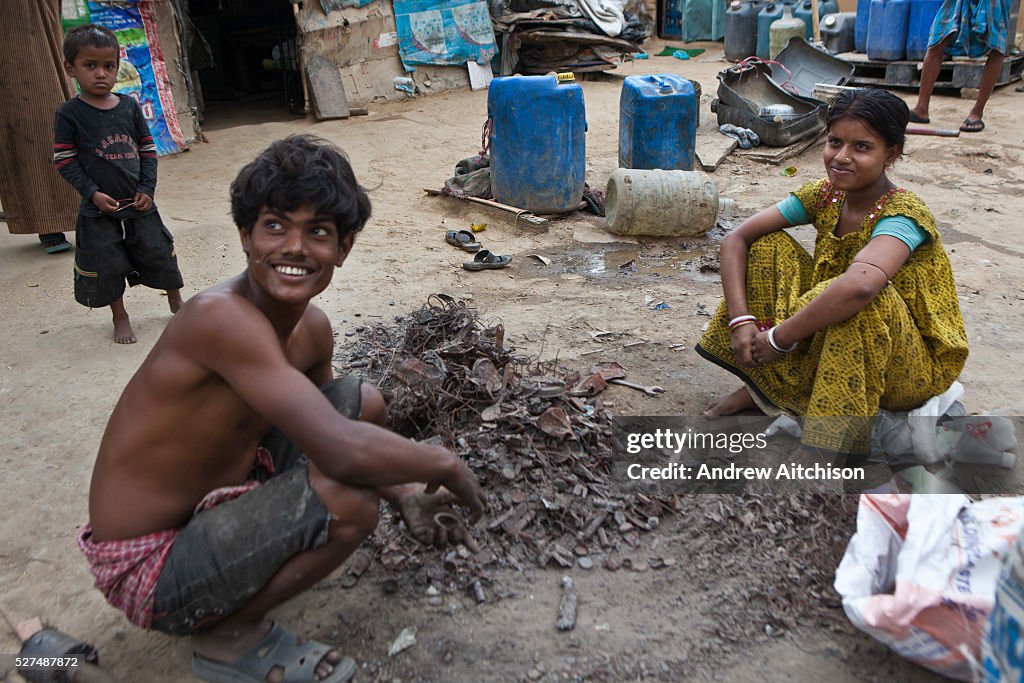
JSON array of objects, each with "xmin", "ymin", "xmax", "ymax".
[
  {"xmin": 713, "ymin": 60, "xmax": 827, "ymax": 147},
  {"xmin": 769, "ymin": 37, "xmax": 855, "ymax": 100}
]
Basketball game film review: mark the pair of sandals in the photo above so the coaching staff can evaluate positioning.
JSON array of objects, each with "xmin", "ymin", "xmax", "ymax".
[
  {"xmin": 445, "ymin": 229, "xmax": 512, "ymax": 271},
  {"xmin": 908, "ymin": 110, "xmax": 985, "ymax": 133}
]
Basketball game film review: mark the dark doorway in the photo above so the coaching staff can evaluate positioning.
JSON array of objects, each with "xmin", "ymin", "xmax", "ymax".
[{"xmin": 184, "ymin": 0, "xmax": 304, "ymax": 120}]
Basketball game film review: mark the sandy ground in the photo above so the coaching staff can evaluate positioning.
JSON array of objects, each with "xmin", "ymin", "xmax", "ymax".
[{"xmin": 1, "ymin": 41, "xmax": 1023, "ymax": 682}]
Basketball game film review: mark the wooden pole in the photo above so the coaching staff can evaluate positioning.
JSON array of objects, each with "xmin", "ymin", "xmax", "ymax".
[
  {"xmin": 810, "ymin": 0, "xmax": 821, "ymax": 44},
  {"xmin": 292, "ymin": 2, "xmax": 310, "ymax": 114}
]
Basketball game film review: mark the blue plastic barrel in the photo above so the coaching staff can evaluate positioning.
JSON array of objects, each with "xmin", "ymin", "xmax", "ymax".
[
  {"xmin": 855, "ymin": 0, "xmax": 870, "ymax": 52},
  {"xmin": 867, "ymin": 0, "xmax": 910, "ymax": 60},
  {"xmin": 793, "ymin": 0, "xmax": 838, "ymax": 39},
  {"xmin": 725, "ymin": 0, "xmax": 763, "ymax": 62},
  {"xmin": 906, "ymin": 0, "xmax": 942, "ymax": 59},
  {"xmin": 488, "ymin": 75, "xmax": 587, "ymax": 214},
  {"xmin": 757, "ymin": 1, "xmax": 785, "ymax": 59},
  {"xmin": 619, "ymin": 75, "xmax": 697, "ymax": 171}
]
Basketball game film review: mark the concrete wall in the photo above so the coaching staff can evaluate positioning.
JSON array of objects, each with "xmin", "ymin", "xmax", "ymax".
[{"xmin": 295, "ymin": 2, "xmax": 470, "ymax": 106}]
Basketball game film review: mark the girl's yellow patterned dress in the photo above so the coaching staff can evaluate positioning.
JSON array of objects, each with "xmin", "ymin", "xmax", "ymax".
[{"xmin": 696, "ymin": 179, "xmax": 968, "ymax": 455}]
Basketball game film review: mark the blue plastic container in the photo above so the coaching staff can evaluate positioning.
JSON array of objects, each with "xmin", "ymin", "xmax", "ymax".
[
  {"xmin": 757, "ymin": 1, "xmax": 786, "ymax": 59},
  {"xmin": 906, "ymin": 0, "xmax": 942, "ymax": 59},
  {"xmin": 725, "ymin": 0, "xmax": 763, "ymax": 62},
  {"xmin": 793, "ymin": 0, "xmax": 839, "ymax": 39},
  {"xmin": 660, "ymin": 0, "xmax": 683, "ymax": 38},
  {"xmin": 619, "ymin": 75, "xmax": 697, "ymax": 171},
  {"xmin": 867, "ymin": 0, "xmax": 910, "ymax": 60},
  {"xmin": 488, "ymin": 75, "xmax": 586, "ymax": 214},
  {"xmin": 855, "ymin": 0, "xmax": 870, "ymax": 52}
]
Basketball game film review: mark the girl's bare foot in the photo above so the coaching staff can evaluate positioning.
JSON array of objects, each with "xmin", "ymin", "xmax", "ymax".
[
  {"xmin": 703, "ymin": 386, "xmax": 757, "ymax": 416},
  {"xmin": 167, "ymin": 289, "xmax": 183, "ymax": 313},
  {"xmin": 110, "ymin": 298, "xmax": 137, "ymax": 344}
]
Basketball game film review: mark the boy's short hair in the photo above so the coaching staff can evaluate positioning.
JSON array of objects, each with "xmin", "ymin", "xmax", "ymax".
[
  {"xmin": 230, "ymin": 135, "xmax": 371, "ymax": 242},
  {"xmin": 63, "ymin": 24, "xmax": 120, "ymax": 63}
]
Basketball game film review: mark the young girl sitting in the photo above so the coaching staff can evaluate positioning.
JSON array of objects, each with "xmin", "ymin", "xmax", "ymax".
[{"xmin": 696, "ymin": 88, "xmax": 968, "ymax": 458}]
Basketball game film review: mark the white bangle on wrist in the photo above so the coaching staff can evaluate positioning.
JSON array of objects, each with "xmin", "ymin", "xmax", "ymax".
[{"xmin": 767, "ymin": 325, "xmax": 799, "ymax": 354}]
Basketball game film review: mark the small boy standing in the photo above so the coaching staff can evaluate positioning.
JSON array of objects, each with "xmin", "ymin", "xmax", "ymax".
[{"xmin": 53, "ymin": 24, "xmax": 183, "ymax": 344}]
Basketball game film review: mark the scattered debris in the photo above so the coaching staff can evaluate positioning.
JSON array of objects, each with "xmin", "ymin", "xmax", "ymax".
[
  {"xmin": 470, "ymin": 579, "xmax": 487, "ymax": 604},
  {"xmin": 556, "ymin": 576, "xmax": 578, "ymax": 631},
  {"xmin": 528, "ymin": 254, "xmax": 552, "ymax": 266},
  {"xmin": 333, "ymin": 297, "xmax": 863, "ymax": 650},
  {"xmin": 388, "ymin": 626, "xmax": 417, "ymax": 656}
]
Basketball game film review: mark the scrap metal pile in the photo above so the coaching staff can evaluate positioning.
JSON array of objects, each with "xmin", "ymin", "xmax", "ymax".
[
  {"xmin": 336, "ymin": 295, "xmax": 856, "ymax": 636},
  {"xmin": 335, "ymin": 295, "xmax": 673, "ymax": 579}
]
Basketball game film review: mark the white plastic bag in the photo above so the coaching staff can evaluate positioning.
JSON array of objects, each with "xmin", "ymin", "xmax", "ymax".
[{"xmin": 835, "ymin": 494, "xmax": 1024, "ymax": 681}]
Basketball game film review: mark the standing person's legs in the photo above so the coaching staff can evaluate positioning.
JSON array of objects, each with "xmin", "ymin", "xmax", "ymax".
[
  {"xmin": 961, "ymin": 49, "xmax": 1006, "ymax": 131},
  {"xmin": 911, "ymin": 34, "xmax": 955, "ymax": 122},
  {"xmin": 123, "ymin": 212, "xmax": 185, "ymax": 314},
  {"xmin": 73, "ymin": 215, "xmax": 135, "ymax": 343}
]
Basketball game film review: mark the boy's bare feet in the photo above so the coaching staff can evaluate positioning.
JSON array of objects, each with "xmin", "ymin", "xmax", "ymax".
[
  {"xmin": 110, "ymin": 299, "xmax": 137, "ymax": 344},
  {"xmin": 192, "ymin": 621, "xmax": 349, "ymax": 682},
  {"xmin": 167, "ymin": 289, "xmax": 183, "ymax": 314},
  {"xmin": 703, "ymin": 386, "xmax": 757, "ymax": 416}
]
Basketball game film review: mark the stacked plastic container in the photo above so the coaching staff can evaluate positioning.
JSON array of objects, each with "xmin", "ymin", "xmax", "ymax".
[
  {"xmin": 866, "ymin": 0, "xmax": 911, "ymax": 61},
  {"xmin": 906, "ymin": 0, "xmax": 943, "ymax": 59}
]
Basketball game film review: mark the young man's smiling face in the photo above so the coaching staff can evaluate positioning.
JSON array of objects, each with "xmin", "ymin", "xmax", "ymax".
[
  {"xmin": 240, "ymin": 205, "xmax": 354, "ymax": 306},
  {"xmin": 65, "ymin": 44, "xmax": 120, "ymax": 99}
]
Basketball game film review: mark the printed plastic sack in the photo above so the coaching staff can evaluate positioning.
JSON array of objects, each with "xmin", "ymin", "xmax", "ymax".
[
  {"xmin": 835, "ymin": 494, "xmax": 1024, "ymax": 680},
  {"xmin": 981, "ymin": 533, "xmax": 1024, "ymax": 682}
]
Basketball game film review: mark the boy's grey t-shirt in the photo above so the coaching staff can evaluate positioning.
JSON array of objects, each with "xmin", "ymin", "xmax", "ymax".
[{"xmin": 53, "ymin": 93, "xmax": 158, "ymax": 218}]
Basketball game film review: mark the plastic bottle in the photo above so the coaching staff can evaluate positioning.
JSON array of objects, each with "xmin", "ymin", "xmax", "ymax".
[
  {"xmin": 769, "ymin": 4, "xmax": 806, "ymax": 59},
  {"xmin": 725, "ymin": 0, "xmax": 762, "ymax": 62},
  {"xmin": 757, "ymin": 1, "xmax": 786, "ymax": 59},
  {"xmin": 820, "ymin": 12, "xmax": 857, "ymax": 54},
  {"xmin": 605, "ymin": 169, "xmax": 720, "ymax": 237},
  {"xmin": 793, "ymin": 0, "xmax": 838, "ymax": 40}
]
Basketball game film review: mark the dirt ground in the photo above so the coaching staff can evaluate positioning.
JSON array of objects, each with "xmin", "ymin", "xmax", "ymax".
[{"xmin": 2, "ymin": 41, "xmax": 1023, "ymax": 682}]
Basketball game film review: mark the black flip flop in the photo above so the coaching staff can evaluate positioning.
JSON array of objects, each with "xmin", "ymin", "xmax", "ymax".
[
  {"xmin": 463, "ymin": 250, "xmax": 512, "ymax": 271},
  {"xmin": 908, "ymin": 111, "xmax": 930, "ymax": 124},
  {"xmin": 959, "ymin": 118, "xmax": 985, "ymax": 133},
  {"xmin": 445, "ymin": 229, "xmax": 481, "ymax": 252}
]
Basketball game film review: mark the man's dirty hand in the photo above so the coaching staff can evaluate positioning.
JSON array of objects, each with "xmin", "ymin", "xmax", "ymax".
[
  {"xmin": 424, "ymin": 456, "xmax": 485, "ymax": 523},
  {"xmin": 396, "ymin": 489, "xmax": 482, "ymax": 553}
]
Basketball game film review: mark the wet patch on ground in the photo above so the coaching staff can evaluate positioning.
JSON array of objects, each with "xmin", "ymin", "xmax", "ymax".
[{"xmin": 520, "ymin": 240, "xmax": 722, "ymax": 281}]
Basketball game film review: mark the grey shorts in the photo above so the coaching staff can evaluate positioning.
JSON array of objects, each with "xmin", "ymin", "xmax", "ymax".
[{"xmin": 150, "ymin": 375, "xmax": 362, "ymax": 635}]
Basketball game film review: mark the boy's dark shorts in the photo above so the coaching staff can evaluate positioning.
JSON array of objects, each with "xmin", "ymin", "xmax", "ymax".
[
  {"xmin": 73, "ymin": 210, "xmax": 184, "ymax": 308},
  {"xmin": 150, "ymin": 375, "xmax": 363, "ymax": 635}
]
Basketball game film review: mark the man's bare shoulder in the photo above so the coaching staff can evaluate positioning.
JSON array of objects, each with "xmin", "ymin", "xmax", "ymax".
[{"xmin": 163, "ymin": 279, "xmax": 275, "ymax": 347}]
